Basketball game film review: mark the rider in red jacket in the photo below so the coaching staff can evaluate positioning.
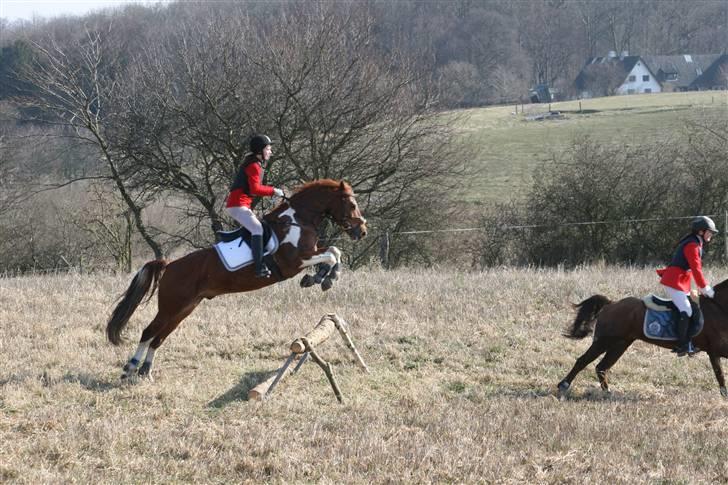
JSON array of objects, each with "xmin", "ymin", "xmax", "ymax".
[
  {"xmin": 656, "ymin": 216, "xmax": 718, "ymax": 356},
  {"xmin": 226, "ymin": 134, "xmax": 284, "ymax": 278}
]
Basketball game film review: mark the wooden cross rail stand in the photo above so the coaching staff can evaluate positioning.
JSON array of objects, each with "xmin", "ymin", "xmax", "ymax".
[{"xmin": 248, "ymin": 313, "xmax": 369, "ymax": 403}]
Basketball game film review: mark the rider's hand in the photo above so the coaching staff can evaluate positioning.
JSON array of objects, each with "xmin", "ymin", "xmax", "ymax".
[
  {"xmin": 273, "ymin": 188, "xmax": 284, "ymax": 197},
  {"xmin": 700, "ymin": 286, "xmax": 715, "ymax": 298}
]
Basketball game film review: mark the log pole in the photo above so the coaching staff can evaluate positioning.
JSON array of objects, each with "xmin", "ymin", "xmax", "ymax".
[
  {"xmin": 290, "ymin": 315, "xmax": 336, "ymax": 354},
  {"xmin": 247, "ymin": 353, "xmax": 297, "ymax": 401},
  {"xmin": 329, "ymin": 314, "xmax": 370, "ymax": 373},
  {"xmin": 302, "ymin": 337, "xmax": 343, "ymax": 403}
]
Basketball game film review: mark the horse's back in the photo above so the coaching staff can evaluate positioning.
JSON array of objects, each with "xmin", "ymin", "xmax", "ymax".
[{"xmin": 594, "ymin": 296, "xmax": 645, "ymax": 339}]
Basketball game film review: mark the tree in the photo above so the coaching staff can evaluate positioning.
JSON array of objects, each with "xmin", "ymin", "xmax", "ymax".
[{"xmin": 15, "ymin": 22, "xmax": 164, "ymax": 258}]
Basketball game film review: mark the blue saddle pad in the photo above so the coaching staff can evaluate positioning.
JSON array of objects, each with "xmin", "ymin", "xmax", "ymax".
[{"xmin": 643, "ymin": 308, "xmax": 703, "ymax": 341}]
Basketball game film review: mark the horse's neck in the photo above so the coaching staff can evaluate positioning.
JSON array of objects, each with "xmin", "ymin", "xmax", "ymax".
[{"xmin": 269, "ymin": 200, "xmax": 325, "ymax": 227}]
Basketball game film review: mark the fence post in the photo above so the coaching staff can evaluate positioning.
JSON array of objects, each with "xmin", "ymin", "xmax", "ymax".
[
  {"xmin": 379, "ymin": 231, "xmax": 390, "ymax": 269},
  {"xmin": 724, "ymin": 210, "xmax": 728, "ymax": 262}
]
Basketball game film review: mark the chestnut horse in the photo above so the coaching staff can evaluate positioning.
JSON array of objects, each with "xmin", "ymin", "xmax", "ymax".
[
  {"xmin": 557, "ymin": 279, "xmax": 728, "ymax": 398},
  {"xmin": 106, "ymin": 179, "xmax": 367, "ymax": 379}
]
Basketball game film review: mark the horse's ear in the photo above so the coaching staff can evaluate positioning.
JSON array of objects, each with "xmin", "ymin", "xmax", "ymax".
[{"xmin": 339, "ymin": 181, "xmax": 346, "ymax": 191}]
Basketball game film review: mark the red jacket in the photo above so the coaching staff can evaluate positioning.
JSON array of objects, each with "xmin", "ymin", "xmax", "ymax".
[
  {"xmin": 226, "ymin": 159, "xmax": 275, "ymax": 208},
  {"xmin": 657, "ymin": 237, "xmax": 708, "ymax": 292}
]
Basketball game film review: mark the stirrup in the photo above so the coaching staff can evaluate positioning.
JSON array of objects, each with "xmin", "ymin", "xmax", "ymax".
[
  {"xmin": 687, "ymin": 342, "xmax": 699, "ymax": 357},
  {"xmin": 672, "ymin": 343, "xmax": 689, "ymax": 357},
  {"xmin": 255, "ymin": 266, "xmax": 271, "ymax": 278}
]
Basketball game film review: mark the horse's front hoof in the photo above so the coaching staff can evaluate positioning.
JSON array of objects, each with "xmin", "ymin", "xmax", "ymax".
[
  {"xmin": 721, "ymin": 386, "xmax": 727, "ymax": 398},
  {"xmin": 321, "ymin": 277, "xmax": 334, "ymax": 291},
  {"xmin": 300, "ymin": 274, "xmax": 316, "ymax": 288}
]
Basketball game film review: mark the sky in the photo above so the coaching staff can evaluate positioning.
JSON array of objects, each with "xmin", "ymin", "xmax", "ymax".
[{"xmin": 0, "ymin": 0, "xmax": 166, "ymax": 22}]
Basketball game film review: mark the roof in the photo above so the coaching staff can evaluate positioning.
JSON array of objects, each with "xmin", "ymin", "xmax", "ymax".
[
  {"xmin": 574, "ymin": 55, "xmax": 642, "ymax": 92},
  {"xmin": 641, "ymin": 54, "xmax": 722, "ymax": 88}
]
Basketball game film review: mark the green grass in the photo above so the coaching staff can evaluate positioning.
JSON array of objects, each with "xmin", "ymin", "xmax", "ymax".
[{"xmin": 459, "ymin": 91, "xmax": 728, "ymax": 204}]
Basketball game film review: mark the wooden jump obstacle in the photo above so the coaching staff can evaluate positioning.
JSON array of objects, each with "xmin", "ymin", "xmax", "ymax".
[{"xmin": 248, "ymin": 313, "xmax": 369, "ymax": 403}]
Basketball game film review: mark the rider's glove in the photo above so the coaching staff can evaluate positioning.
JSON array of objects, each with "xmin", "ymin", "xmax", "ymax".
[
  {"xmin": 700, "ymin": 286, "xmax": 715, "ymax": 298},
  {"xmin": 273, "ymin": 188, "xmax": 284, "ymax": 197}
]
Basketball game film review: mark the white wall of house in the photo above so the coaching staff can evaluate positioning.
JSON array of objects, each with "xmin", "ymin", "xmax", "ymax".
[{"xmin": 616, "ymin": 61, "xmax": 661, "ymax": 94}]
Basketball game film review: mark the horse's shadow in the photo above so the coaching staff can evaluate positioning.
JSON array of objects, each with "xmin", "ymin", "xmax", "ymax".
[
  {"xmin": 60, "ymin": 372, "xmax": 119, "ymax": 392},
  {"xmin": 0, "ymin": 372, "xmax": 119, "ymax": 392},
  {"xmin": 207, "ymin": 370, "xmax": 274, "ymax": 409},
  {"xmin": 485, "ymin": 385, "xmax": 646, "ymax": 403}
]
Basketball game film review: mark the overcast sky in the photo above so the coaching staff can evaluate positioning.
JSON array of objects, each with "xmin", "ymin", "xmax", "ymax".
[{"xmin": 0, "ymin": 0, "xmax": 167, "ymax": 22}]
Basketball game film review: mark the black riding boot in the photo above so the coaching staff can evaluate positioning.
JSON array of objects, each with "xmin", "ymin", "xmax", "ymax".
[
  {"xmin": 251, "ymin": 235, "xmax": 271, "ymax": 278},
  {"xmin": 672, "ymin": 311, "xmax": 691, "ymax": 357}
]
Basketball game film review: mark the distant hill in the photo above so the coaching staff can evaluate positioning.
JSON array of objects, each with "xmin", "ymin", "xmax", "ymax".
[{"xmin": 459, "ymin": 91, "xmax": 728, "ymax": 204}]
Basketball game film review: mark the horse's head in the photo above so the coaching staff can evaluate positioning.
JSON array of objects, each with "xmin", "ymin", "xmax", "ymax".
[
  {"xmin": 328, "ymin": 181, "xmax": 367, "ymax": 241},
  {"xmin": 288, "ymin": 179, "xmax": 367, "ymax": 240}
]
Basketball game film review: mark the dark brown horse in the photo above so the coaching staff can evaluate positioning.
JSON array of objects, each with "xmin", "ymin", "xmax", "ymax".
[
  {"xmin": 107, "ymin": 179, "xmax": 366, "ymax": 379},
  {"xmin": 557, "ymin": 279, "xmax": 728, "ymax": 398}
]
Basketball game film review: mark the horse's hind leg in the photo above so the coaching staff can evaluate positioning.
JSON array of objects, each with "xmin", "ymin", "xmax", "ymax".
[
  {"xmin": 137, "ymin": 300, "xmax": 201, "ymax": 378},
  {"xmin": 557, "ymin": 338, "xmax": 610, "ymax": 396},
  {"xmin": 120, "ymin": 313, "xmax": 167, "ymax": 380},
  {"xmin": 595, "ymin": 339, "xmax": 633, "ymax": 393},
  {"xmin": 708, "ymin": 354, "xmax": 727, "ymax": 398}
]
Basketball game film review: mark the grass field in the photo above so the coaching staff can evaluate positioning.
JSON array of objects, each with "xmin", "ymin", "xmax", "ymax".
[
  {"xmin": 461, "ymin": 90, "xmax": 728, "ymax": 203},
  {"xmin": 3, "ymin": 266, "xmax": 728, "ymax": 483}
]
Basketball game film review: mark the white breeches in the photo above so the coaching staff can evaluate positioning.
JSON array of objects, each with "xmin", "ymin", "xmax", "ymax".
[
  {"xmin": 662, "ymin": 285, "xmax": 692, "ymax": 316},
  {"xmin": 226, "ymin": 206, "xmax": 263, "ymax": 236}
]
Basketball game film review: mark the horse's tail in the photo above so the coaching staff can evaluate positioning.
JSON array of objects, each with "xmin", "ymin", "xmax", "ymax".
[
  {"xmin": 106, "ymin": 259, "xmax": 167, "ymax": 346},
  {"xmin": 564, "ymin": 294, "xmax": 612, "ymax": 339}
]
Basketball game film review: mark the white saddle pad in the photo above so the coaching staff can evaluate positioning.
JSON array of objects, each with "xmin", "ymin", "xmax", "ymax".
[{"xmin": 213, "ymin": 233, "xmax": 279, "ymax": 272}]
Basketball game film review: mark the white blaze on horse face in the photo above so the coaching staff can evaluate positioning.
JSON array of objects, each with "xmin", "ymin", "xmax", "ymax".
[{"xmin": 279, "ymin": 208, "xmax": 301, "ymax": 247}]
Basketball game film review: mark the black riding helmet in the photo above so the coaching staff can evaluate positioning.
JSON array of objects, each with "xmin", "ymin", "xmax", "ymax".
[
  {"xmin": 692, "ymin": 216, "xmax": 719, "ymax": 234},
  {"xmin": 250, "ymin": 134, "xmax": 273, "ymax": 155}
]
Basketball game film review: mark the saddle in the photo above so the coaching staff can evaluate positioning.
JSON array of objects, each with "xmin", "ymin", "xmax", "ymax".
[
  {"xmin": 213, "ymin": 221, "xmax": 280, "ymax": 273},
  {"xmin": 216, "ymin": 220, "xmax": 275, "ymax": 246},
  {"xmin": 642, "ymin": 294, "xmax": 703, "ymax": 341}
]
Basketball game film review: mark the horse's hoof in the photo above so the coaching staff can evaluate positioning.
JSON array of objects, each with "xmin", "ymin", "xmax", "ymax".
[
  {"xmin": 721, "ymin": 387, "xmax": 727, "ymax": 398},
  {"xmin": 321, "ymin": 277, "xmax": 333, "ymax": 291},
  {"xmin": 557, "ymin": 381, "xmax": 570, "ymax": 399},
  {"xmin": 138, "ymin": 362, "xmax": 153, "ymax": 379},
  {"xmin": 300, "ymin": 274, "xmax": 316, "ymax": 288}
]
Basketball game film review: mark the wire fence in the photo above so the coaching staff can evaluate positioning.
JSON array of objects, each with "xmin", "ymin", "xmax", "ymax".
[
  {"xmin": 374, "ymin": 213, "xmax": 728, "ymax": 267},
  {"xmin": 3, "ymin": 213, "xmax": 726, "ymax": 277}
]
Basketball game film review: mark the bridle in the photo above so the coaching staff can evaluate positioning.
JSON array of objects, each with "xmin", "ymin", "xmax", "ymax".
[
  {"xmin": 265, "ymin": 193, "xmax": 363, "ymax": 233},
  {"xmin": 333, "ymin": 193, "xmax": 365, "ymax": 232}
]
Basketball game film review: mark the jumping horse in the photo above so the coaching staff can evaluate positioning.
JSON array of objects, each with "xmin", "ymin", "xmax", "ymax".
[
  {"xmin": 557, "ymin": 279, "xmax": 728, "ymax": 397},
  {"xmin": 106, "ymin": 179, "xmax": 367, "ymax": 379}
]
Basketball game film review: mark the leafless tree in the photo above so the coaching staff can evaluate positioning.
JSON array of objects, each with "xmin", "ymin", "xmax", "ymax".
[{"xmin": 14, "ymin": 21, "xmax": 164, "ymax": 258}]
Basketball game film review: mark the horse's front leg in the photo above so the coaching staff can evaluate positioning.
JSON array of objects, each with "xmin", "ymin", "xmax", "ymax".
[
  {"xmin": 708, "ymin": 353, "xmax": 727, "ymax": 398},
  {"xmin": 299, "ymin": 247, "xmax": 341, "ymax": 290}
]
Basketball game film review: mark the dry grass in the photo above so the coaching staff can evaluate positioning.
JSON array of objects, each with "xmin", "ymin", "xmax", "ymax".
[{"xmin": 2, "ymin": 265, "xmax": 728, "ymax": 483}]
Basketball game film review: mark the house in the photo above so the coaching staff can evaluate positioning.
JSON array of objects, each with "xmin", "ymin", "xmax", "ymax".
[
  {"xmin": 575, "ymin": 51, "xmax": 728, "ymax": 98},
  {"xmin": 641, "ymin": 54, "xmax": 723, "ymax": 91},
  {"xmin": 690, "ymin": 54, "xmax": 728, "ymax": 90},
  {"xmin": 575, "ymin": 51, "xmax": 660, "ymax": 98}
]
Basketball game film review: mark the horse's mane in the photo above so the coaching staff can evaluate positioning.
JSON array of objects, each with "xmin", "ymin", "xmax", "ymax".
[{"xmin": 292, "ymin": 179, "xmax": 353, "ymax": 196}]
